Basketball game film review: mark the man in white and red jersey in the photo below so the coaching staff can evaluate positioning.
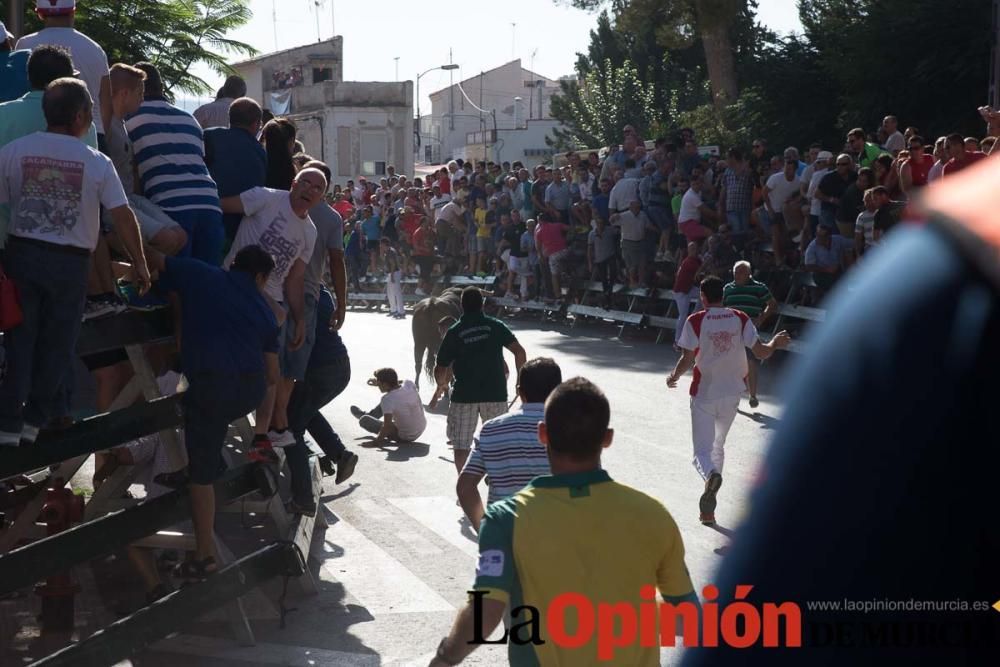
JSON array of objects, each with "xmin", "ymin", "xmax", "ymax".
[{"xmin": 667, "ymin": 275, "xmax": 790, "ymax": 525}]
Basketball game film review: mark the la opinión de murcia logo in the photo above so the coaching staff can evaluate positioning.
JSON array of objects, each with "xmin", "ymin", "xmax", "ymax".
[{"xmin": 469, "ymin": 584, "xmax": 802, "ymax": 660}]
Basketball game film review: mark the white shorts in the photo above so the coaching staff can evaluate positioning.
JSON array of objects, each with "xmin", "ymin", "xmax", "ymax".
[
  {"xmin": 447, "ymin": 401, "xmax": 507, "ymax": 450},
  {"xmin": 508, "ymin": 255, "xmax": 532, "ymax": 276}
]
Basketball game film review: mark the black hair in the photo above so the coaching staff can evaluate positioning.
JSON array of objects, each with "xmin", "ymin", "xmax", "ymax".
[
  {"xmin": 134, "ymin": 62, "xmax": 164, "ymax": 98},
  {"xmin": 700, "ymin": 275, "xmax": 724, "ymax": 304},
  {"xmin": 518, "ymin": 358, "xmax": 563, "ymax": 404},
  {"xmin": 302, "ymin": 159, "xmax": 332, "ymax": 186},
  {"xmin": 230, "ymin": 244, "xmax": 275, "ymax": 281},
  {"xmin": 27, "ymin": 45, "xmax": 73, "ymax": 90},
  {"xmin": 263, "ymin": 118, "xmax": 297, "ymax": 190},
  {"xmin": 728, "ymin": 147, "xmax": 743, "ymax": 161},
  {"xmin": 461, "ymin": 286, "xmax": 483, "ymax": 313},
  {"xmin": 544, "ymin": 377, "xmax": 610, "ymax": 461},
  {"xmin": 218, "ymin": 75, "xmax": 247, "ymax": 100},
  {"xmin": 374, "ymin": 368, "xmax": 399, "ymax": 386},
  {"xmin": 909, "ymin": 135, "xmax": 925, "ymax": 146},
  {"xmin": 42, "ymin": 78, "xmax": 92, "ymax": 128}
]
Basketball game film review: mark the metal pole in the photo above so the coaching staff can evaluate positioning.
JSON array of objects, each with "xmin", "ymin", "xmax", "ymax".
[
  {"xmin": 449, "ymin": 49, "xmax": 455, "ymax": 132},
  {"xmin": 7, "ymin": 0, "xmax": 24, "ymax": 39}
]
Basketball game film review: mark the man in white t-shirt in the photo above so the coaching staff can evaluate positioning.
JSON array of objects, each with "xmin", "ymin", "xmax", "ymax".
[
  {"xmin": 667, "ymin": 276, "xmax": 789, "ymax": 526},
  {"xmin": 882, "ymin": 115, "xmax": 905, "ymax": 156},
  {"xmin": 677, "ymin": 178, "xmax": 716, "ymax": 242},
  {"xmin": 16, "ymin": 0, "xmax": 112, "ymax": 146},
  {"xmin": 0, "ymin": 78, "xmax": 148, "ymax": 446},
  {"xmin": 221, "ymin": 168, "xmax": 326, "ymax": 449},
  {"xmin": 356, "ymin": 368, "xmax": 427, "ymax": 443},
  {"xmin": 761, "ymin": 155, "xmax": 801, "ymax": 257}
]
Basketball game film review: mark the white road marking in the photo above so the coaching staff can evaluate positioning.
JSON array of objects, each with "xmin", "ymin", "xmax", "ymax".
[
  {"xmin": 319, "ymin": 515, "xmax": 453, "ymax": 614},
  {"xmin": 386, "ymin": 496, "xmax": 480, "ymax": 558}
]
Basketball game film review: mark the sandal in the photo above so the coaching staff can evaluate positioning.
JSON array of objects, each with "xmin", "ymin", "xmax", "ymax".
[{"xmin": 173, "ymin": 556, "xmax": 218, "ymax": 584}]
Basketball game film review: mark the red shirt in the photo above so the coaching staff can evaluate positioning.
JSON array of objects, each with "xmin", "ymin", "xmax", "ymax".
[
  {"xmin": 905, "ymin": 153, "xmax": 934, "ymax": 187},
  {"xmin": 412, "ymin": 226, "xmax": 434, "ymax": 256},
  {"xmin": 674, "ymin": 256, "xmax": 703, "ymax": 294},
  {"xmin": 535, "ymin": 221, "xmax": 569, "ymax": 255},
  {"xmin": 943, "ymin": 151, "xmax": 988, "ymax": 177},
  {"xmin": 333, "ymin": 200, "xmax": 355, "ymax": 219},
  {"xmin": 400, "ymin": 212, "xmax": 422, "ymax": 242},
  {"xmin": 438, "ymin": 173, "xmax": 451, "ymax": 195}
]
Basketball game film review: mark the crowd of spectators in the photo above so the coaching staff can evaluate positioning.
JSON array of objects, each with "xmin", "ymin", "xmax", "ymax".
[{"xmin": 327, "ymin": 115, "xmax": 996, "ymax": 313}]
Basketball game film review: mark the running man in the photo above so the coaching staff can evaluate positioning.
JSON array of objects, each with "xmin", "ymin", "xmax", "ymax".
[
  {"xmin": 434, "ymin": 287, "xmax": 526, "ymax": 474},
  {"xmin": 667, "ymin": 276, "xmax": 789, "ymax": 525}
]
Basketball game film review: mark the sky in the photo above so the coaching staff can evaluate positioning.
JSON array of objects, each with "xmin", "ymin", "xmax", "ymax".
[{"xmin": 189, "ymin": 0, "xmax": 804, "ymax": 112}]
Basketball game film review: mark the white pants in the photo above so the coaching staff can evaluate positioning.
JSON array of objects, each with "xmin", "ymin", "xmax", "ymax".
[
  {"xmin": 690, "ymin": 395, "xmax": 740, "ymax": 480},
  {"xmin": 673, "ymin": 287, "xmax": 701, "ymax": 343},
  {"xmin": 386, "ymin": 271, "xmax": 404, "ymax": 314}
]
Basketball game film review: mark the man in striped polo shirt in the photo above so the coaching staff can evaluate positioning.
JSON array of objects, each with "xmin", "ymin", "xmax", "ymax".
[
  {"xmin": 456, "ymin": 358, "xmax": 562, "ymax": 532},
  {"xmin": 723, "ymin": 260, "xmax": 777, "ymax": 408},
  {"xmin": 126, "ymin": 62, "xmax": 223, "ymax": 265}
]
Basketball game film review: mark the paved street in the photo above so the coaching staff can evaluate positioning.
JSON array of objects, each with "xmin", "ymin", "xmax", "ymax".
[{"xmin": 137, "ymin": 309, "xmax": 793, "ymax": 667}]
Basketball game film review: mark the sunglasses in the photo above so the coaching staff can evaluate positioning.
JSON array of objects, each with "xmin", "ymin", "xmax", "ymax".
[{"xmin": 836, "ymin": 162, "xmax": 851, "ymax": 167}]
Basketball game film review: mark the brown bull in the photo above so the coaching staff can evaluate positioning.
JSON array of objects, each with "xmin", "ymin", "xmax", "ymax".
[{"xmin": 411, "ymin": 287, "xmax": 463, "ymax": 389}]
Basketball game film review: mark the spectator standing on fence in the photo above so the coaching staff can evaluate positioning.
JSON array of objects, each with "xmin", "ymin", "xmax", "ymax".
[
  {"xmin": 803, "ymin": 223, "xmax": 851, "ymax": 298},
  {"xmin": 587, "ymin": 214, "xmax": 619, "ymax": 306},
  {"xmin": 544, "ymin": 166, "xmax": 571, "ymax": 222},
  {"xmin": 220, "ymin": 168, "xmax": 325, "ymax": 451},
  {"xmin": 193, "ymin": 75, "xmax": 246, "ymax": 130},
  {"xmin": 262, "ymin": 118, "xmax": 297, "ymax": 191},
  {"xmin": 608, "ymin": 164, "xmax": 640, "ymax": 214},
  {"xmin": 0, "ymin": 21, "xmax": 29, "ymax": 103},
  {"xmin": 150, "ymin": 245, "xmax": 279, "ymax": 580},
  {"xmin": 677, "ymin": 175, "xmax": 716, "ymax": 242},
  {"xmin": 718, "ymin": 147, "xmax": 755, "ymax": 243},
  {"xmin": 647, "ymin": 158, "xmax": 674, "ymax": 261},
  {"xmin": 672, "ymin": 242, "xmax": 703, "ymax": 348},
  {"xmin": 204, "ymin": 98, "xmax": 267, "ymax": 245},
  {"xmin": 380, "ymin": 237, "xmax": 405, "ymax": 319},
  {"xmin": 456, "ymin": 358, "xmax": 561, "ymax": 532},
  {"xmin": 854, "ymin": 188, "xmax": 879, "ymax": 256},
  {"xmin": 882, "ymin": 115, "xmax": 905, "ymax": 156},
  {"xmin": 301, "ymin": 160, "xmax": 346, "ymax": 331},
  {"xmin": 127, "ymin": 62, "xmax": 223, "ymax": 264},
  {"xmin": 17, "ymin": 0, "xmax": 112, "ymax": 149},
  {"xmin": 534, "ymin": 212, "xmax": 571, "ymax": 300},
  {"xmin": 283, "ymin": 284, "xmax": 359, "ymax": 516},
  {"xmin": 431, "ymin": 377, "xmax": 697, "ymax": 667},
  {"xmin": 761, "ymin": 153, "xmax": 801, "ymax": 260},
  {"xmin": 668, "ymin": 276, "xmax": 789, "ymax": 525},
  {"xmin": 816, "ymin": 154, "xmax": 857, "ymax": 232},
  {"xmin": 723, "ymin": 261, "xmax": 777, "ymax": 409},
  {"xmin": 434, "ymin": 287, "xmax": 527, "ymax": 474},
  {"xmin": 0, "ymin": 78, "xmax": 149, "ymax": 446},
  {"xmin": 612, "ymin": 198, "xmax": 657, "ymax": 289}
]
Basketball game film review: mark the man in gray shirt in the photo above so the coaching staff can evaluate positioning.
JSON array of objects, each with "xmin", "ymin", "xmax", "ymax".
[{"xmin": 544, "ymin": 168, "xmax": 572, "ymax": 222}]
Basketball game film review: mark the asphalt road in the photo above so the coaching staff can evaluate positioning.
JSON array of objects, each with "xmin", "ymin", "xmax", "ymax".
[{"xmin": 137, "ymin": 309, "xmax": 794, "ymax": 667}]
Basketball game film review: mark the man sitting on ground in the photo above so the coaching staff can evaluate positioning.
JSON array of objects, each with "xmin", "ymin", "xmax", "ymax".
[{"xmin": 354, "ymin": 368, "xmax": 426, "ymax": 445}]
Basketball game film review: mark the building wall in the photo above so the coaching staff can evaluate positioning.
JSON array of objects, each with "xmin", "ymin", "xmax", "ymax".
[
  {"xmin": 426, "ymin": 60, "xmax": 559, "ymax": 161},
  {"xmin": 459, "ymin": 120, "xmax": 560, "ymax": 170},
  {"xmin": 233, "ymin": 38, "xmax": 344, "ymax": 115}
]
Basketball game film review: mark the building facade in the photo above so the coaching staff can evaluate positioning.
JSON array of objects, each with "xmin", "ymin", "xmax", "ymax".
[
  {"xmin": 423, "ymin": 59, "xmax": 561, "ymax": 165},
  {"xmin": 233, "ymin": 38, "xmax": 414, "ymax": 180}
]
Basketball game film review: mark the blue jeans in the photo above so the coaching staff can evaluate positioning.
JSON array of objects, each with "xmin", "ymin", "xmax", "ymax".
[
  {"xmin": 0, "ymin": 239, "xmax": 88, "ymax": 434},
  {"xmin": 726, "ymin": 210, "xmax": 751, "ymax": 237},
  {"xmin": 285, "ymin": 354, "xmax": 351, "ymax": 505},
  {"xmin": 184, "ymin": 371, "xmax": 266, "ymax": 484},
  {"xmin": 647, "ymin": 205, "xmax": 674, "ymax": 233},
  {"xmin": 167, "ymin": 208, "xmax": 224, "ymax": 266}
]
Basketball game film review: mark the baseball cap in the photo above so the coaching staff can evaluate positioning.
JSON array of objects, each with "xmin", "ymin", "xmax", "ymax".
[
  {"xmin": 816, "ymin": 150, "xmax": 834, "ymax": 160},
  {"xmin": 36, "ymin": 0, "xmax": 76, "ymax": 15},
  {"xmin": 0, "ymin": 21, "xmax": 12, "ymax": 41}
]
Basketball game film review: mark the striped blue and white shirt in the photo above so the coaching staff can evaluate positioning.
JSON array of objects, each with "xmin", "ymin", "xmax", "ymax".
[
  {"xmin": 462, "ymin": 403, "xmax": 551, "ymax": 504},
  {"xmin": 125, "ymin": 99, "xmax": 221, "ymax": 214}
]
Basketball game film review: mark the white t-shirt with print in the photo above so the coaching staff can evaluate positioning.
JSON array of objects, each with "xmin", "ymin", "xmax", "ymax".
[
  {"xmin": 380, "ymin": 380, "xmax": 427, "ymax": 441},
  {"xmin": 224, "ymin": 187, "xmax": 317, "ymax": 303},
  {"xmin": 764, "ymin": 171, "xmax": 801, "ymax": 213},
  {"xmin": 16, "ymin": 28, "xmax": 110, "ymax": 134},
  {"xmin": 0, "ymin": 132, "xmax": 127, "ymax": 250},
  {"xmin": 678, "ymin": 307, "xmax": 759, "ymax": 401}
]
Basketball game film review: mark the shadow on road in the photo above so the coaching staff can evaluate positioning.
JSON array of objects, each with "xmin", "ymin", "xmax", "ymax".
[
  {"xmin": 355, "ymin": 436, "xmax": 430, "ymax": 460},
  {"xmin": 738, "ymin": 410, "xmax": 781, "ymax": 430}
]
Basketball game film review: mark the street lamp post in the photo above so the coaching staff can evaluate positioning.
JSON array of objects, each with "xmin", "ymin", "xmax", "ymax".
[{"xmin": 415, "ymin": 63, "xmax": 459, "ymax": 160}]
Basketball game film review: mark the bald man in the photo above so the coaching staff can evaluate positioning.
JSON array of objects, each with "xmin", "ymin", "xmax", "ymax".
[{"xmin": 221, "ymin": 168, "xmax": 328, "ymax": 451}]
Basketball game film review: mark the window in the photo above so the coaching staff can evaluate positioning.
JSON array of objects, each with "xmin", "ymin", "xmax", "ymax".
[
  {"xmin": 361, "ymin": 130, "xmax": 388, "ymax": 177},
  {"xmin": 312, "ymin": 67, "xmax": 333, "ymax": 84}
]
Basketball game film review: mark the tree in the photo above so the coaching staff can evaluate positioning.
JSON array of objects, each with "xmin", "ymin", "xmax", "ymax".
[
  {"xmin": 560, "ymin": 0, "xmax": 752, "ymax": 109},
  {"xmin": 549, "ymin": 59, "xmax": 664, "ymax": 150},
  {"xmin": 4, "ymin": 0, "xmax": 256, "ymax": 96}
]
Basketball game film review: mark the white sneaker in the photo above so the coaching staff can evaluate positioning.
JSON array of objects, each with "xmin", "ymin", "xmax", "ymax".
[
  {"xmin": 414, "ymin": 288, "xmax": 427, "ymax": 296},
  {"xmin": 21, "ymin": 424, "xmax": 40, "ymax": 444},
  {"xmin": 267, "ymin": 429, "xmax": 296, "ymax": 448}
]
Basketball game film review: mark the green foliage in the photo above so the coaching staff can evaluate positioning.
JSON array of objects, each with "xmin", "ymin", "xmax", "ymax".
[
  {"xmin": 2, "ymin": 0, "xmax": 256, "ymax": 96},
  {"xmin": 669, "ymin": 88, "xmax": 768, "ymax": 149},
  {"xmin": 549, "ymin": 59, "xmax": 664, "ymax": 150}
]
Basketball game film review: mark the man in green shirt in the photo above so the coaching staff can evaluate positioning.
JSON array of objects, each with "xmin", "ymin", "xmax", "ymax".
[
  {"xmin": 435, "ymin": 287, "xmax": 527, "ymax": 473},
  {"xmin": 847, "ymin": 127, "xmax": 884, "ymax": 169},
  {"xmin": 723, "ymin": 261, "xmax": 777, "ymax": 408}
]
